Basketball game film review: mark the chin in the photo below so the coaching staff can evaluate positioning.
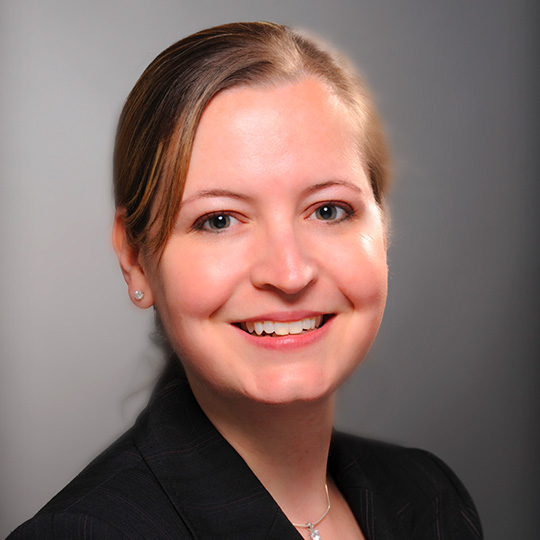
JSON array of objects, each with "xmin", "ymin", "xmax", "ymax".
[{"xmin": 239, "ymin": 367, "xmax": 342, "ymax": 406}]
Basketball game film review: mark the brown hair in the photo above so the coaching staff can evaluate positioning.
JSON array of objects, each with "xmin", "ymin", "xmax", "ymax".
[{"xmin": 113, "ymin": 21, "xmax": 390, "ymax": 258}]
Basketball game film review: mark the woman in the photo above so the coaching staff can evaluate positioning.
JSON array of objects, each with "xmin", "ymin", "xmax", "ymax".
[{"xmin": 8, "ymin": 22, "xmax": 482, "ymax": 540}]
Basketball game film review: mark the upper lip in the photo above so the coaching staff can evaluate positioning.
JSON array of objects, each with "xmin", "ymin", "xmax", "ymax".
[{"xmin": 235, "ymin": 311, "xmax": 328, "ymax": 323}]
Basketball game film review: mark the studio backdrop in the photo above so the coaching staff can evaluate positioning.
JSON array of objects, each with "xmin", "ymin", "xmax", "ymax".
[{"xmin": 1, "ymin": 1, "xmax": 538, "ymax": 539}]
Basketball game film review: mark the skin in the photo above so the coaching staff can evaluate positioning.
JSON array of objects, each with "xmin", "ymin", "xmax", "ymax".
[{"xmin": 114, "ymin": 77, "xmax": 387, "ymax": 539}]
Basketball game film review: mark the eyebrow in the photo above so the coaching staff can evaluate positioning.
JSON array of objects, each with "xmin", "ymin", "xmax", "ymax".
[
  {"xmin": 179, "ymin": 189, "xmax": 253, "ymax": 208},
  {"xmin": 180, "ymin": 179, "xmax": 365, "ymax": 208},
  {"xmin": 302, "ymin": 180, "xmax": 365, "ymax": 196}
]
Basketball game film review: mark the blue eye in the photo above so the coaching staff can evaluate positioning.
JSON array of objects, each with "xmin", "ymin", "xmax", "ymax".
[
  {"xmin": 193, "ymin": 212, "xmax": 238, "ymax": 232},
  {"xmin": 312, "ymin": 203, "xmax": 351, "ymax": 222},
  {"xmin": 206, "ymin": 214, "xmax": 231, "ymax": 230},
  {"xmin": 316, "ymin": 205, "xmax": 338, "ymax": 220}
]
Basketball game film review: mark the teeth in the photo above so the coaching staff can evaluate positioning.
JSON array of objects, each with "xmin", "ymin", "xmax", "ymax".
[
  {"xmin": 263, "ymin": 321, "xmax": 274, "ymax": 334},
  {"xmin": 274, "ymin": 322, "xmax": 288, "ymax": 335},
  {"xmin": 240, "ymin": 316, "xmax": 325, "ymax": 336},
  {"xmin": 288, "ymin": 321, "xmax": 303, "ymax": 334}
]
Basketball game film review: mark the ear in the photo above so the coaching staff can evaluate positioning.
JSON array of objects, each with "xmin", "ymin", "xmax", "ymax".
[{"xmin": 112, "ymin": 208, "xmax": 154, "ymax": 309}]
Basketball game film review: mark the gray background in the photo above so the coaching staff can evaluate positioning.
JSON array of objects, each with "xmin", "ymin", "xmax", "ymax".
[{"xmin": 1, "ymin": 1, "xmax": 538, "ymax": 538}]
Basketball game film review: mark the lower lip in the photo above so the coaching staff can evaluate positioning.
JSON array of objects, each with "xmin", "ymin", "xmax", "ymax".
[{"xmin": 232, "ymin": 316, "xmax": 334, "ymax": 351}]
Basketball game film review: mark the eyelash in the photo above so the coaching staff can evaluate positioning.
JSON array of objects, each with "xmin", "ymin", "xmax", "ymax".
[
  {"xmin": 191, "ymin": 211, "xmax": 240, "ymax": 233},
  {"xmin": 308, "ymin": 201, "xmax": 356, "ymax": 223},
  {"xmin": 191, "ymin": 201, "xmax": 356, "ymax": 233}
]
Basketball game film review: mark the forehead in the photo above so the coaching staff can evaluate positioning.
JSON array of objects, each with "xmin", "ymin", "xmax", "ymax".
[{"xmin": 184, "ymin": 77, "xmax": 367, "ymax": 195}]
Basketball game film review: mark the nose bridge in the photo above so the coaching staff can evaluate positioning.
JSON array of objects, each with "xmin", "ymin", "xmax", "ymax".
[{"xmin": 251, "ymin": 218, "xmax": 317, "ymax": 294}]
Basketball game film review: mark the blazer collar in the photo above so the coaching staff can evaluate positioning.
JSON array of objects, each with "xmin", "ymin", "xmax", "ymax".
[
  {"xmin": 133, "ymin": 366, "xmax": 399, "ymax": 540},
  {"xmin": 133, "ymin": 368, "xmax": 298, "ymax": 539},
  {"xmin": 329, "ymin": 434, "xmax": 403, "ymax": 540}
]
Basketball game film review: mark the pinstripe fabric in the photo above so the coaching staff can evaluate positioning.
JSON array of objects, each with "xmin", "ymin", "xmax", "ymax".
[
  {"xmin": 7, "ymin": 365, "xmax": 482, "ymax": 539},
  {"xmin": 329, "ymin": 434, "xmax": 482, "ymax": 539}
]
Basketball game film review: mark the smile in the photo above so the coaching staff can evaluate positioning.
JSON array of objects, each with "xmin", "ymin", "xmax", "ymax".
[{"xmin": 237, "ymin": 315, "xmax": 330, "ymax": 337}]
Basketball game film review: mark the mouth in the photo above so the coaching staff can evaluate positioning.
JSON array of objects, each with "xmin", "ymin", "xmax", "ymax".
[{"xmin": 234, "ymin": 314, "xmax": 335, "ymax": 337}]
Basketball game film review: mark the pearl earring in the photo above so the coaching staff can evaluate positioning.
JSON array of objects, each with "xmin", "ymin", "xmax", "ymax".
[{"xmin": 133, "ymin": 290, "xmax": 144, "ymax": 301}]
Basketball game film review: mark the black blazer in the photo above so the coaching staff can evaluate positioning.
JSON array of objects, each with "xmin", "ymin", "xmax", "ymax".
[{"xmin": 7, "ymin": 366, "xmax": 482, "ymax": 539}]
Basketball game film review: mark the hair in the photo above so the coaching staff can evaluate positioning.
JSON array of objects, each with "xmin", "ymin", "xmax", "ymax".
[{"xmin": 113, "ymin": 21, "xmax": 390, "ymax": 259}]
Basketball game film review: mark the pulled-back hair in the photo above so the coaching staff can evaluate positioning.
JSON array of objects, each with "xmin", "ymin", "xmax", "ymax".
[{"xmin": 114, "ymin": 21, "xmax": 389, "ymax": 257}]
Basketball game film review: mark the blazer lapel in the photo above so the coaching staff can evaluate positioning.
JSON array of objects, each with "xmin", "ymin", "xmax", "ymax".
[
  {"xmin": 132, "ymin": 369, "xmax": 302, "ymax": 540},
  {"xmin": 329, "ymin": 432, "xmax": 410, "ymax": 540}
]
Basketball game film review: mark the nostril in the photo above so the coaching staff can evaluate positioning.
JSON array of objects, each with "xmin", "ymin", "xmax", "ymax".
[{"xmin": 250, "ymin": 240, "xmax": 317, "ymax": 295}]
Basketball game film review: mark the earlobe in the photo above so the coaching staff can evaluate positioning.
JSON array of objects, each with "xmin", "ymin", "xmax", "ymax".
[{"xmin": 112, "ymin": 208, "xmax": 154, "ymax": 309}]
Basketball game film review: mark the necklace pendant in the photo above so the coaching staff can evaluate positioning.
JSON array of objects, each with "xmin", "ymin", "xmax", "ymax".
[{"xmin": 307, "ymin": 523, "xmax": 322, "ymax": 540}]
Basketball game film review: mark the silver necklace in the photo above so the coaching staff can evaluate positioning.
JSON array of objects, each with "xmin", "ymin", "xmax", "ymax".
[{"xmin": 292, "ymin": 483, "xmax": 331, "ymax": 540}]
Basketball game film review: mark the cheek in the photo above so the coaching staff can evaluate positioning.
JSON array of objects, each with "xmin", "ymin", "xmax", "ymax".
[
  {"xmin": 323, "ymin": 232, "xmax": 388, "ymax": 306},
  {"xmin": 156, "ymin": 241, "xmax": 246, "ymax": 319},
  {"xmin": 358, "ymin": 234, "xmax": 388, "ymax": 300}
]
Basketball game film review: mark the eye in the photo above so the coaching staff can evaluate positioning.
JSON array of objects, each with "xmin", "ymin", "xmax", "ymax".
[
  {"xmin": 207, "ymin": 214, "xmax": 231, "ymax": 230},
  {"xmin": 193, "ymin": 212, "xmax": 238, "ymax": 232},
  {"xmin": 309, "ymin": 203, "xmax": 353, "ymax": 223}
]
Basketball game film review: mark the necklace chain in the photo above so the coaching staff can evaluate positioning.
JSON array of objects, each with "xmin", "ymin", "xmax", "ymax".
[{"xmin": 292, "ymin": 483, "xmax": 331, "ymax": 532}]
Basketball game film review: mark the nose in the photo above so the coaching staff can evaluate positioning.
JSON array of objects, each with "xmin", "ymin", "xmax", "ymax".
[{"xmin": 250, "ymin": 224, "xmax": 318, "ymax": 296}]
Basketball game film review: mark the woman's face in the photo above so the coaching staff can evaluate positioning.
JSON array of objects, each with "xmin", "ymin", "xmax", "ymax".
[{"xmin": 142, "ymin": 77, "xmax": 388, "ymax": 405}]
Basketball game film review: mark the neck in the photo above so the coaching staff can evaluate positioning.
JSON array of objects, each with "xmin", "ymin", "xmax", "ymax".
[{"xmin": 188, "ymin": 377, "xmax": 335, "ymax": 525}]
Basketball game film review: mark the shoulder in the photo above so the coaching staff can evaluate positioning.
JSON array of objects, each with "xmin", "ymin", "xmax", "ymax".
[
  {"xmin": 333, "ymin": 432, "xmax": 470, "ymax": 496},
  {"xmin": 331, "ymin": 432, "xmax": 483, "ymax": 539},
  {"xmin": 6, "ymin": 428, "xmax": 191, "ymax": 540}
]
